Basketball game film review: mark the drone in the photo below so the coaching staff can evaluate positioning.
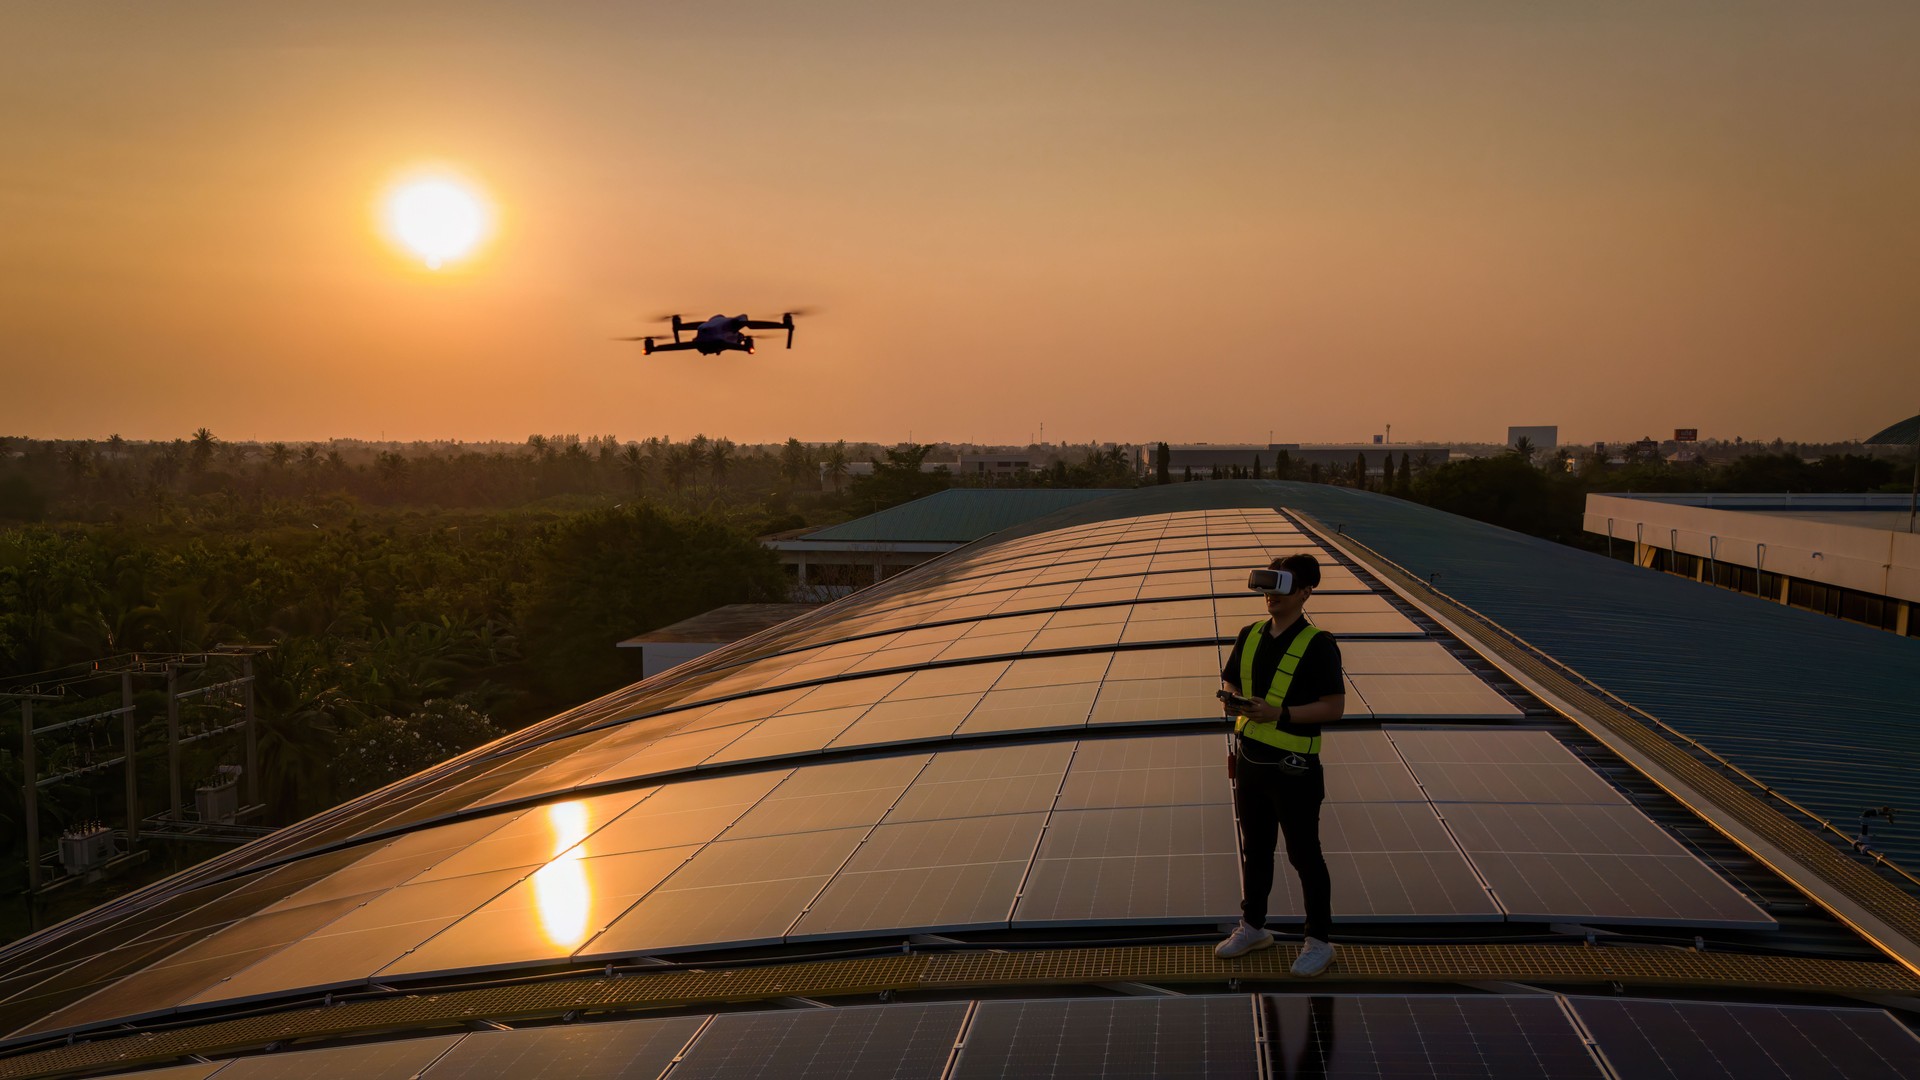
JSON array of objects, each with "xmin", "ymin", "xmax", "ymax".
[{"xmin": 618, "ymin": 311, "xmax": 804, "ymax": 356}]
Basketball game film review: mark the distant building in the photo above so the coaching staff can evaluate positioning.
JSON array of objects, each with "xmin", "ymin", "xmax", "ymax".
[
  {"xmin": 616, "ymin": 603, "xmax": 818, "ymax": 676},
  {"xmin": 1508, "ymin": 425, "xmax": 1558, "ymax": 449},
  {"xmin": 1155, "ymin": 443, "xmax": 1453, "ymax": 478},
  {"xmin": 957, "ymin": 453, "xmax": 1034, "ymax": 476}
]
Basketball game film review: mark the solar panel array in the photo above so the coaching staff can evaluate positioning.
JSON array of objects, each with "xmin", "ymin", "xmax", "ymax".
[
  {"xmin": 0, "ymin": 507, "xmax": 1772, "ymax": 1045},
  {"xmin": 15, "ymin": 727, "xmax": 1771, "ymax": 1036},
  {"xmin": 102, "ymin": 996, "xmax": 1920, "ymax": 1079}
]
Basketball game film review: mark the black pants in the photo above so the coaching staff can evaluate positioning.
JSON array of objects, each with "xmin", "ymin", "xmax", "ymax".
[{"xmin": 1233, "ymin": 748, "xmax": 1331, "ymax": 940}]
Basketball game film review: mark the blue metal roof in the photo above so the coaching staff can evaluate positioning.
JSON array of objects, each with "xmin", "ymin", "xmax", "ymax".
[
  {"xmin": 990, "ymin": 481, "xmax": 1920, "ymax": 873},
  {"xmin": 801, "ymin": 488, "xmax": 1124, "ymax": 544}
]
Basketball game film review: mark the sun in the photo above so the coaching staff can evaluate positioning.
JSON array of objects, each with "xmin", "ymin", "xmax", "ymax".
[{"xmin": 382, "ymin": 174, "xmax": 489, "ymax": 270}]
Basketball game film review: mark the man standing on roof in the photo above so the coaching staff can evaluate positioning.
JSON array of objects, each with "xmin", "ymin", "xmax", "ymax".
[{"xmin": 1215, "ymin": 552, "xmax": 1345, "ymax": 976}]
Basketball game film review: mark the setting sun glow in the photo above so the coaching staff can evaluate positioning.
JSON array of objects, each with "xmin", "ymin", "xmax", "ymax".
[{"xmin": 383, "ymin": 175, "xmax": 488, "ymax": 270}]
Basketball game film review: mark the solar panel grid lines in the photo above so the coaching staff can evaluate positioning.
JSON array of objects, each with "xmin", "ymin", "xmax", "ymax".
[
  {"xmin": 182, "ymin": 865, "xmax": 539, "ymax": 1007},
  {"xmin": 1563, "ymin": 997, "xmax": 1920, "ymax": 1080},
  {"xmin": 1261, "ymin": 995, "xmax": 1608, "ymax": 1079},
  {"xmin": 415, "ymin": 1015, "xmax": 706, "ymax": 1080},
  {"xmin": 179, "ymin": 1034, "xmax": 468, "ymax": 1079},
  {"xmin": 949, "ymin": 996, "xmax": 1261, "ymax": 1079},
  {"xmin": 668, "ymin": 1002, "xmax": 970, "ymax": 1080},
  {"xmin": 1302, "ymin": 512, "xmax": 1920, "ymax": 952}
]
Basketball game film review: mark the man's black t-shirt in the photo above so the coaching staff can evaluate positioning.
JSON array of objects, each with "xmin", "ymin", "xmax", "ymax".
[{"xmin": 1220, "ymin": 616, "xmax": 1344, "ymax": 743}]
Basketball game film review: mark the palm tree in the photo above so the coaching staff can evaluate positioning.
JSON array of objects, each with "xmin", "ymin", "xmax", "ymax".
[
  {"xmin": 189, "ymin": 428, "xmax": 217, "ymax": 471},
  {"xmin": 663, "ymin": 443, "xmax": 696, "ymax": 492},
  {"xmin": 267, "ymin": 442, "xmax": 291, "ymax": 469},
  {"xmin": 707, "ymin": 438, "xmax": 735, "ymax": 490},
  {"xmin": 1509, "ymin": 436, "xmax": 1537, "ymax": 464},
  {"xmin": 826, "ymin": 440, "xmax": 850, "ymax": 494},
  {"xmin": 620, "ymin": 444, "xmax": 651, "ymax": 495},
  {"xmin": 780, "ymin": 438, "xmax": 812, "ymax": 490}
]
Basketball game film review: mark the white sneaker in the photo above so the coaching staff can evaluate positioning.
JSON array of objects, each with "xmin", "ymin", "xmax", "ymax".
[
  {"xmin": 1291, "ymin": 937, "xmax": 1334, "ymax": 977},
  {"xmin": 1214, "ymin": 921, "xmax": 1274, "ymax": 959}
]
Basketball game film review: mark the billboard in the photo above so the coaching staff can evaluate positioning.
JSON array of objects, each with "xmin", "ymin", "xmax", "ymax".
[{"xmin": 1674, "ymin": 428, "xmax": 1698, "ymax": 443}]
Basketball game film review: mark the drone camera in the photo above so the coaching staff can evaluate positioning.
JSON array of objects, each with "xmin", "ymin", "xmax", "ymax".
[{"xmin": 1247, "ymin": 568, "xmax": 1296, "ymax": 596}]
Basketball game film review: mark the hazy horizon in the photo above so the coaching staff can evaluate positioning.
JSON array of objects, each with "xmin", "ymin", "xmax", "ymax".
[{"xmin": 5, "ymin": 2, "xmax": 1916, "ymax": 447}]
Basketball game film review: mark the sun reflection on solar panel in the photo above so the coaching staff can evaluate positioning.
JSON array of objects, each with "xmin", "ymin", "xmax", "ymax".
[{"xmin": 534, "ymin": 801, "xmax": 593, "ymax": 949}]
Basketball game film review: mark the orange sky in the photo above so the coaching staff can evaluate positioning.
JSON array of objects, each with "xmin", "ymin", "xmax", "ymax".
[{"xmin": 3, "ymin": 2, "xmax": 1917, "ymax": 447}]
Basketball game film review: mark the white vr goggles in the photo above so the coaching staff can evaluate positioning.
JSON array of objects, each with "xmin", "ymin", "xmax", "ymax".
[{"xmin": 1246, "ymin": 568, "xmax": 1298, "ymax": 596}]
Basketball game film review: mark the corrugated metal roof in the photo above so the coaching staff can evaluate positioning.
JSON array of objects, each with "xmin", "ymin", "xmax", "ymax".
[
  {"xmin": 800, "ymin": 488, "xmax": 1123, "ymax": 544},
  {"xmin": 992, "ymin": 481, "xmax": 1920, "ymax": 872}
]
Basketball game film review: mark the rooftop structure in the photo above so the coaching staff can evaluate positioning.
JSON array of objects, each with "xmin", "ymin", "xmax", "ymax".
[
  {"xmin": 1585, "ymin": 492, "xmax": 1920, "ymax": 635},
  {"xmin": 764, "ymin": 489, "xmax": 1119, "ymax": 592},
  {"xmin": 1, "ymin": 484, "xmax": 1918, "ymax": 1077},
  {"xmin": 616, "ymin": 604, "xmax": 821, "ymax": 677},
  {"xmin": 1866, "ymin": 414, "xmax": 1920, "ymax": 447}
]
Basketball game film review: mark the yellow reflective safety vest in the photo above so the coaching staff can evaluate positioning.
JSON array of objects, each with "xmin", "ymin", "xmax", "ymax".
[{"xmin": 1232, "ymin": 619, "xmax": 1324, "ymax": 755}]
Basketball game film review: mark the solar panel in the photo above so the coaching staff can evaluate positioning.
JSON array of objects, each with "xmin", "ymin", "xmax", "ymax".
[
  {"xmin": 1027, "ymin": 624, "xmax": 1126, "ymax": 651},
  {"xmin": 1312, "ymin": 729, "xmax": 1395, "ymax": 763},
  {"xmin": 584, "ymin": 834, "xmax": 863, "ymax": 955},
  {"xmin": 1055, "ymin": 765, "xmax": 1229, "ymax": 810},
  {"xmin": 886, "ymin": 662, "xmax": 1012, "ymax": 700},
  {"xmin": 1103, "ymin": 645, "xmax": 1222, "ymax": 681},
  {"xmin": 727, "ymin": 756, "xmax": 929, "ymax": 839},
  {"xmin": 934, "ymin": 631, "xmax": 1037, "ymax": 663},
  {"xmin": 827, "ymin": 693, "xmax": 981, "ymax": 748},
  {"xmin": 888, "ymin": 772, "xmax": 1065, "ymax": 822},
  {"xmin": 1263, "ymin": 996, "xmax": 1603, "ymax": 1078},
  {"xmin": 1566, "ymin": 998, "xmax": 1920, "ymax": 1080},
  {"xmin": 187, "ymin": 866, "xmax": 532, "ymax": 1005},
  {"xmin": 577, "ymin": 771, "xmax": 789, "ymax": 856},
  {"xmin": 1465, "ymin": 852, "xmax": 1772, "ymax": 928},
  {"xmin": 1406, "ymin": 762, "xmax": 1625, "ymax": 806},
  {"xmin": 416, "ymin": 790, "xmax": 652, "ymax": 883},
  {"xmin": 1323, "ymin": 822, "xmax": 1501, "ymax": 920},
  {"xmin": 592, "ymin": 723, "xmax": 750, "ymax": 781},
  {"xmin": 952, "ymin": 997, "xmax": 1258, "ymax": 1079},
  {"xmin": 420, "ymin": 1016, "xmax": 704, "ymax": 1080},
  {"xmin": 1087, "ymin": 677, "xmax": 1221, "ymax": 725},
  {"xmin": 1118, "ymin": 617, "xmax": 1217, "ymax": 644},
  {"xmin": 1341, "ymin": 641, "xmax": 1473, "ymax": 676},
  {"xmin": 204, "ymin": 1034, "xmax": 466, "ymax": 1079},
  {"xmin": 1388, "ymin": 729, "xmax": 1575, "ymax": 765},
  {"xmin": 22, "ymin": 890, "xmax": 382, "ymax": 1036},
  {"xmin": 1044, "ymin": 605, "xmax": 1133, "ymax": 628},
  {"xmin": 958, "ymin": 682, "xmax": 1099, "ymax": 735},
  {"xmin": 1350, "ymin": 674, "xmax": 1522, "ymax": 720},
  {"xmin": 1323, "ymin": 802, "xmax": 1459, "ymax": 854},
  {"xmin": 1295, "ymin": 611, "xmax": 1423, "ymax": 636},
  {"xmin": 383, "ymin": 845, "xmax": 700, "ymax": 977},
  {"xmin": 1439, "ymin": 802, "xmax": 1695, "ymax": 857},
  {"xmin": 91, "ymin": 1066, "xmax": 224, "ymax": 1080},
  {"xmin": 1015, "ymin": 805, "xmax": 1239, "ymax": 924},
  {"xmin": 993, "ymin": 653, "xmax": 1115, "ymax": 689},
  {"xmin": 913, "ymin": 741, "xmax": 1077, "ymax": 785},
  {"xmin": 793, "ymin": 811, "xmax": 1045, "ymax": 936},
  {"xmin": 671, "ymin": 1003, "xmax": 966, "ymax": 1080},
  {"xmin": 1070, "ymin": 732, "xmax": 1224, "ymax": 771},
  {"xmin": 702, "ymin": 705, "xmax": 869, "ymax": 765},
  {"xmin": 1323, "ymin": 762, "xmax": 1428, "ymax": 803}
]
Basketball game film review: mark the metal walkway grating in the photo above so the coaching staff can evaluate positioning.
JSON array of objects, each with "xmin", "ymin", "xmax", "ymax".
[{"xmin": 1, "ymin": 942, "xmax": 1914, "ymax": 1078}]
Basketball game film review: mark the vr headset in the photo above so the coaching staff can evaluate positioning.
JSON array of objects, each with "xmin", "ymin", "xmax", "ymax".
[{"xmin": 1246, "ymin": 568, "xmax": 1298, "ymax": 596}]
